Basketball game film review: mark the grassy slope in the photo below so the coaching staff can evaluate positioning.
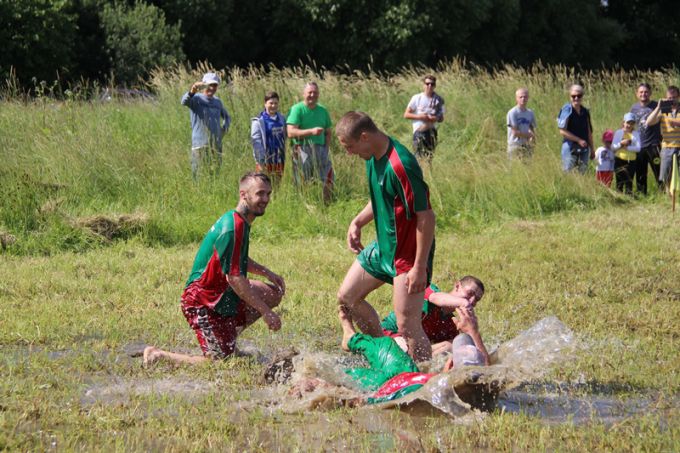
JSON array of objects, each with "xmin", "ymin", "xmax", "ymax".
[
  {"xmin": 1, "ymin": 64, "xmax": 679, "ymax": 450},
  {"xmin": 1, "ymin": 203, "xmax": 679, "ymax": 451}
]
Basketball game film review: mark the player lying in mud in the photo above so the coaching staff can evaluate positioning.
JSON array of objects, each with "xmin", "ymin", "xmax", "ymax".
[{"xmin": 286, "ymin": 306, "xmax": 487, "ymax": 406}]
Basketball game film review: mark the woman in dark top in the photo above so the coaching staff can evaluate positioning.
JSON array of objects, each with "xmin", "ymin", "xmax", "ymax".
[{"xmin": 557, "ymin": 84, "xmax": 594, "ymax": 174}]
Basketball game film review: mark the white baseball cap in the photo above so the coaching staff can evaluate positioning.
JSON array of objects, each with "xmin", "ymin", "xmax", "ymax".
[
  {"xmin": 623, "ymin": 112, "xmax": 636, "ymax": 123},
  {"xmin": 202, "ymin": 72, "xmax": 220, "ymax": 85}
]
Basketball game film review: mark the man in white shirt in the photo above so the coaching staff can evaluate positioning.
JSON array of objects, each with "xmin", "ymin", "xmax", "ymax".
[
  {"xmin": 506, "ymin": 88, "xmax": 537, "ymax": 159},
  {"xmin": 404, "ymin": 75, "xmax": 445, "ymax": 160}
]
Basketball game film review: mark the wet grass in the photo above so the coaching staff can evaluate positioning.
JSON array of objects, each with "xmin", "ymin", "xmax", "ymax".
[{"xmin": 1, "ymin": 203, "xmax": 679, "ymax": 451}]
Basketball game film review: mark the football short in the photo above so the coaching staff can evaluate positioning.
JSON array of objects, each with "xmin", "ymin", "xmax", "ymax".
[
  {"xmin": 357, "ymin": 240, "xmax": 433, "ymax": 285},
  {"xmin": 181, "ymin": 302, "xmax": 247, "ymax": 359}
]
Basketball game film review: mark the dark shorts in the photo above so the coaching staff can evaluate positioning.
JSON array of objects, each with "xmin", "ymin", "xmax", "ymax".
[
  {"xmin": 181, "ymin": 302, "xmax": 247, "ymax": 359},
  {"xmin": 413, "ymin": 129, "xmax": 438, "ymax": 158}
]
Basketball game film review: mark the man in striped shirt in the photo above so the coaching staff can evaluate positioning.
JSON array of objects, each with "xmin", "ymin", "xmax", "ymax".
[
  {"xmin": 335, "ymin": 111, "xmax": 436, "ymax": 363},
  {"xmin": 143, "ymin": 173, "xmax": 285, "ymax": 366},
  {"xmin": 646, "ymin": 85, "xmax": 680, "ymax": 189}
]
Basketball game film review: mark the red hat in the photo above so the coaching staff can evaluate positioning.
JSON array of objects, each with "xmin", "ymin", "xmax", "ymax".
[{"xmin": 602, "ymin": 129, "xmax": 614, "ymax": 142}]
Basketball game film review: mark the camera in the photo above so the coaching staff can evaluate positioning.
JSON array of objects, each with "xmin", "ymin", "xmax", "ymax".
[{"xmin": 660, "ymin": 99, "xmax": 674, "ymax": 113}]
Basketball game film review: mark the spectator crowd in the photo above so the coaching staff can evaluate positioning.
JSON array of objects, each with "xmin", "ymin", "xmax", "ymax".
[{"xmin": 182, "ymin": 72, "xmax": 680, "ymax": 197}]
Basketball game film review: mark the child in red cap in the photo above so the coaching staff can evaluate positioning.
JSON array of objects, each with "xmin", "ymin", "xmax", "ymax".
[{"xmin": 595, "ymin": 129, "xmax": 615, "ymax": 187}]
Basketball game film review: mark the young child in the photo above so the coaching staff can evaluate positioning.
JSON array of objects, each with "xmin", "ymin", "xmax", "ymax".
[
  {"xmin": 612, "ymin": 113, "xmax": 641, "ymax": 193},
  {"xmin": 595, "ymin": 129, "xmax": 615, "ymax": 187},
  {"xmin": 380, "ymin": 275, "xmax": 489, "ymax": 365}
]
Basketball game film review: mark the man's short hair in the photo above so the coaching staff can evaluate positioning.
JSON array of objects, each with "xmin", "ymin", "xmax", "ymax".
[
  {"xmin": 667, "ymin": 85, "xmax": 679, "ymax": 95},
  {"xmin": 638, "ymin": 82, "xmax": 652, "ymax": 91},
  {"xmin": 239, "ymin": 172, "xmax": 271, "ymax": 189},
  {"xmin": 335, "ymin": 111, "xmax": 379, "ymax": 140},
  {"xmin": 304, "ymin": 81, "xmax": 319, "ymax": 91},
  {"xmin": 459, "ymin": 275, "xmax": 485, "ymax": 295},
  {"xmin": 569, "ymin": 84, "xmax": 584, "ymax": 94},
  {"xmin": 264, "ymin": 91, "xmax": 279, "ymax": 102},
  {"xmin": 423, "ymin": 74, "xmax": 437, "ymax": 83}
]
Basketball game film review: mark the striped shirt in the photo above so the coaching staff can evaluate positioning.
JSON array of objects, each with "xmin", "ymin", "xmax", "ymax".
[{"xmin": 661, "ymin": 112, "xmax": 680, "ymax": 148}]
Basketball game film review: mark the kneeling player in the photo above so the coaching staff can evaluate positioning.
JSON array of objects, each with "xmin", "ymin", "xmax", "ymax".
[{"xmin": 143, "ymin": 173, "xmax": 285, "ymax": 366}]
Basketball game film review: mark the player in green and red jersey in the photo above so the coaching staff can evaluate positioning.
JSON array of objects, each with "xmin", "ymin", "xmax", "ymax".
[
  {"xmin": 335, "ymin": 111, "xmax": 436, "ymax": 363},
  {"xmin": 143, "ymin": 173, "xmax": 285, "ymax": 366},
  {"xmin": 381, "ymin": 276, "xmax": 490, "ymax": 365}
]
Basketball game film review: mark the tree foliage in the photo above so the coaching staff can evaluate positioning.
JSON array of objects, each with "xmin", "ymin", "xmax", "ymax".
[
  {"xmin": 0, "ymin": 0, "xmax": 677, "ymax": 87},
  {"xmin": 100, "ymin": 1, "xmax": 184, "ymax": 83}
]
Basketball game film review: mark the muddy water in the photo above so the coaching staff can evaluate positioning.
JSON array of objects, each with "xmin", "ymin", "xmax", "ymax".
[{"xmin": 5, "ymin": 317, "xmax": 675, "ymax": 429}]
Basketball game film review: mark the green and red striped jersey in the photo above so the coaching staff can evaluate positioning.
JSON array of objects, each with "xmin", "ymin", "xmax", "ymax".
[
  {"xmin": 182, "ymin": 209, "xmax": 250, "ymax": 316},
  {"xmin": 367, "ymin": 137, "xmax": 431, "ymax": 277}
]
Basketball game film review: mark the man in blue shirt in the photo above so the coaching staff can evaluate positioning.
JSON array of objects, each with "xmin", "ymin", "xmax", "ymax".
[{"xmin": 181, "ymin": 72, "xmax": 231, "ymax": 180}]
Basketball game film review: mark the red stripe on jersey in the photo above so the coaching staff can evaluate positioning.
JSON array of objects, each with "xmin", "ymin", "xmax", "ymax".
[
  {"xmin": 393, "ymin": 194, "xmax": 417, "ymax": 275},
  {"xmin": 182, "ymin": 248, "xmax": 227, "ymax": 309},
  {"xmin": 387, "ymin": 148, "xmax": 415, "ymax": 218},
  {"xmin": 229, "ymin": 212, "xmax": 245, "ymax": 276},
  {"xmin": 373, "ymin": 372, "xmax": 435, "ymax": 398}
]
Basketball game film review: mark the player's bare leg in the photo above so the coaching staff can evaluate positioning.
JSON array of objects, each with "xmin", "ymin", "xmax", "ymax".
[
  {"xmin": 393, "ymin": 273, "xmax": 432, "ymax": 363},
  {"xmin": 337, "ymin": 260, "xmax": 384, "ymax": 336},
  {"xmin": 338, "ymin": 305, "xmax": 356, "ymax": 352},
  {"xmin": 237, "ymin": 279, "xmax": 283, "ymax": 334},
  {"xmin": 142, "ymin": 346, "xmax": 209, "ymax": 367}
]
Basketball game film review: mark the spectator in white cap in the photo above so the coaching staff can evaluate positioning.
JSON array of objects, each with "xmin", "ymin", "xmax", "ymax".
[
  {"xmin": 612, "ymin": 112, "xmax": 641, "ymax": 194},
  {"xmin": 181, "ymin": 72, "xmax": 231, "ymax": 180}
]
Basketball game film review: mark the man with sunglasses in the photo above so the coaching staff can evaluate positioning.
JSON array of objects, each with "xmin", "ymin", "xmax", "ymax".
[
  {"xmin": 557, "ymin": 84, "xmax": 594, "ymax": 174},
  {"xmin": 181, "ymin": 72, "xmax": 231, "ymax": 180},
  {"xmin": 404, "ymin": 75, "xmax": 445, "ymax": 160}
]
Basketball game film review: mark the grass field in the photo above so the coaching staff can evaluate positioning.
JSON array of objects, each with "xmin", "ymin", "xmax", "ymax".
[{"xmin": 1, "ymin": 64, "xmax": 679, "ymax": 451}]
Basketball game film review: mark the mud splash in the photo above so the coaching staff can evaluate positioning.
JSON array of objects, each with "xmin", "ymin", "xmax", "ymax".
[{"xmin": 261, "ymin": 316, "xmax": 578, "ymax": 417}]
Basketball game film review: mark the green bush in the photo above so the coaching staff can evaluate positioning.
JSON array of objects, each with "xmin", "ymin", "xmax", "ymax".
[{"xmin": 100, "ymin": 0, "xmax": 184, "ymax": 84}]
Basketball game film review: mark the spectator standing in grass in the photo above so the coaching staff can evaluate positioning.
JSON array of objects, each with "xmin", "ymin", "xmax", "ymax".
[
  {"xmin": 286, "ymin": 82, "xmax": 334, "ymax": 203},
  {"xmin": 645, "ymin": 85, "xmax": 680, "ymax": 190},
  {"xmin": 404, "ymin": 75, "xmax": 445, "ymax": 161},
  {"xmin": 251, "ymin": 91, "xmax": 286, "ymax": 183},
  {"xmin": 594, "ymin": 129, "xmax": 615, "ymax": 188},
  {"xmin": 612, "ymin": 113, "xmax": 641, "ymax": 194},
  {"xmin": 630, "ymin": 83, "xmax": 662, "ymax": 194},
  {"xmin": 181, "ymin": 72, "xmax": 231, "ymax": 180},
  {"xmin": 557, "ymin": 84, "xmax": 594, "ymax": 174},
  {"xmin": 506, "ymin": 87, "xmax": 537, "ymax": 160}
]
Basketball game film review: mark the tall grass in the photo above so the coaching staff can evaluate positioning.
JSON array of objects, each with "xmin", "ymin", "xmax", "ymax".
[{"xmin": 1, "ymin": 62, "xmax": 676, "ymax": 255}]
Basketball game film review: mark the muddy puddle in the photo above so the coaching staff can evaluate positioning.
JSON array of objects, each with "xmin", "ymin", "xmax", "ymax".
[{"xmin": 4, "ymin": 317, "xmax": 677, "ymax": 429}]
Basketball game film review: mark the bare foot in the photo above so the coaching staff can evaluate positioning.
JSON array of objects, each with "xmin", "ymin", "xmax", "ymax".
[
  {"xmin": 142, "ymin": 346, "xmax": 162, "ymax": 367},
  {"xmin": 338, "ymin": 306, "xmax": 356, "ymax": 352}
]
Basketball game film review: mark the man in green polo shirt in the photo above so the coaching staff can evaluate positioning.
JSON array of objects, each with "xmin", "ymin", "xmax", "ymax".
[
  {"xmin": 335, "ymin": 111, "xmax": 436, "ymax": 363},
  {"xmin": 287, "ymin": 82, "xmax": 334, "ymax": 203}
]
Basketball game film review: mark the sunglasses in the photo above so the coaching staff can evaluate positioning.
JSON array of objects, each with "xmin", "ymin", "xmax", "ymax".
[
  {"xmin": 425, "ymin": 82, "xmax": 436, "ymax": 86},
  {"xmin": 571, "ymin": 94, "xmax": 583, "ymax": 99}
]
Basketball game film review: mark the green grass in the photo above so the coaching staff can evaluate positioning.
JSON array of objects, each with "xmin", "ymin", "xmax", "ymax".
[{"xmin": 1, "ymin": 64, "xmax": 679, "ymax": 450}]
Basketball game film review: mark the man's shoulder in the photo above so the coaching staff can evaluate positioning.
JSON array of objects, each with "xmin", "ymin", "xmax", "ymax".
[{"xmin": 387, "ymin": 139, "xmax": 424, "ymax": 176}]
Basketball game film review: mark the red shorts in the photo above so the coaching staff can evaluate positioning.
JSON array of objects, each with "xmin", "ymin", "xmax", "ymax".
[
  {"xmin": 596, "ymin": 170, "xmax": 613, "ymax": 187},
  {"xmin": 181, "ymin": 302, "xmax": 248, "ymax": 359}
]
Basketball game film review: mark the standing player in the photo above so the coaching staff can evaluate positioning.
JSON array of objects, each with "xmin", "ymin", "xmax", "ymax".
[
  {"xmin": 143, "ymin": 173, "xmax": 285, "ymax": 365},
  {"xmin": 335, "ymin": 111, "xmax": 436, "ymax": 363}
]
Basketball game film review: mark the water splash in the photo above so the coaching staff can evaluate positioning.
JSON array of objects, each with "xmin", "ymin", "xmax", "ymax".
[{"xmin": 270, "ymin": 316, "xmax": 578, "ymax": 416}]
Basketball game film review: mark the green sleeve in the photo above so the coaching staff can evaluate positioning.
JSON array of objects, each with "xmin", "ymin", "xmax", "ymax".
[{"xmin": 287, "ymin": 104, "xmax": 301, "ymax": 125}]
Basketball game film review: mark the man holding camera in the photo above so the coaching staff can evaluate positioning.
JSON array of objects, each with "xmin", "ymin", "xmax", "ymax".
[
  {"xmin": 181, "ymin": 72, "xmax": 231, "ymax": 180},
  {"xmin": 645, "ymin": 86, "xmax": 680, "ymax": 190},
  {"xmin": 630, "ymin": 83, "xmax": 662, "ymax": 194}
]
